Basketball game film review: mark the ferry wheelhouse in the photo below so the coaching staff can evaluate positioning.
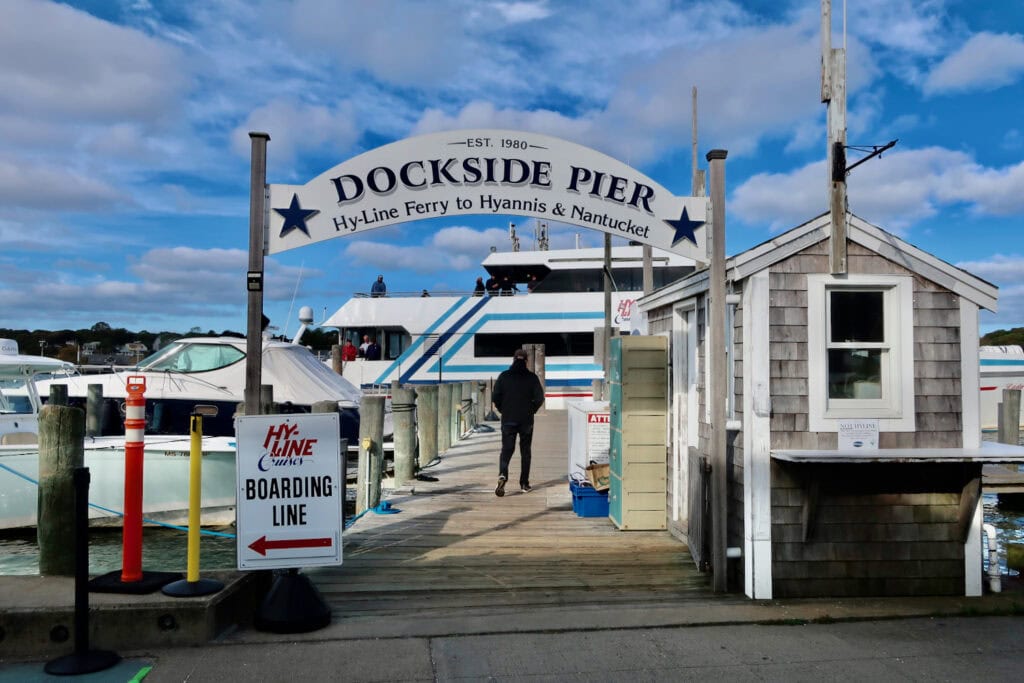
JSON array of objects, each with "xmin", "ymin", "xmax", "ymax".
[{"xmin": 324, "ymin": 246, "xmax": 695, "ymax": 408}]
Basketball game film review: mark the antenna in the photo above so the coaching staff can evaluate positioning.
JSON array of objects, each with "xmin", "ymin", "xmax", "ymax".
[
  {"xmin": 509, "ymin": 222, "xmax": 520, "ymax": 252},
  {"xmin": 283, "ymin": 261, "xmax": 304, "ymax": 337},
  {"xmin": 536, "ymin": 221, "xmax": 549, "ymax": 251}
]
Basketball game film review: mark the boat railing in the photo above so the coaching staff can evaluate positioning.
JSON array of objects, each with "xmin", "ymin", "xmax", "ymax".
[{"xmin": 77, "ymin": 363, "xmax": 138, "ymax": 375}]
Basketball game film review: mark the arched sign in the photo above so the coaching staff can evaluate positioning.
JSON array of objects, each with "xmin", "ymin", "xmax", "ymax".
[{"xmin": 267, "ymin": 129, "xmax": 708, "ymax": 259}]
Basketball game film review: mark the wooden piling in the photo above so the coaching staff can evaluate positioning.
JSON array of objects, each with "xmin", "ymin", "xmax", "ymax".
[
  {"xmin": 392, "ymin": 386, "xmax": 416, "ymax": 486},
  {"xmin": 475, "ymin": 381, "xmax": 487, "ymax": 425},
  {"xmin": 415, "ymin": 385, "xmax": 438, "ymax": 468},
  {"xmin": 999, "ymin": 389, "xmax": 1021, "ymax": 445},
  {"xmin": 37, "ymin": 404, "xmax": 85, "ymax": 576},
  {"xmin": 461, "ymin": 381, "xmax": 474, "ymax": 432},
  {"xmin": 437, "ymin": 383, "xmax": 452, "ymax": 452},
  {"xmin": 85, "ymin": 384, "xmax": 103, "ymax": 437},
  {"xmin": 450, "ymin": 382, "xmax": 462, "ymax": 443},
  {"xmin": 534, "ymin": 344, "xmax": 546, "ymax": 400},
  {"xmin": 592, "ymin": 379, "xmax": 604, "ymax": 401},
  {"xmin": 48, "ymin": 384, "xmax": 68, "ymax": 407},
  {"xmin": 356, "ymin": 395, "xmax": 385, "ymax": 513},
  {"xmin": 259, "ymin": 384, "xmax": 274, "ymax": 415},
  {"xmin": 312, "ymin": 400, "xmax": 338, "ymax": 414},
  {"xmin": 331, "ymin": 344, "xmax": 343, "ymax": 375}
]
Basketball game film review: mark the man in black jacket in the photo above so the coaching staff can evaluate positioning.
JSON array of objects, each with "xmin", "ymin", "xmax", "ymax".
[{"xmin": 491, "ymin": 348, "xmax": 545, "ymax": 496}]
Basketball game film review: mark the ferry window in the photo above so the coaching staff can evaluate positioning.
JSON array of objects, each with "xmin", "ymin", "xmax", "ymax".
[
  {"xmin": 474, "ymin": 333, "xmax": 594, "ymax": 357},
  {"xmin": 385, "ymin": 331, "xmax": 410, "ymax": 360},
  {"xmin": 807, "ymin": 275, "xmax": 914, "ymax": 432}
]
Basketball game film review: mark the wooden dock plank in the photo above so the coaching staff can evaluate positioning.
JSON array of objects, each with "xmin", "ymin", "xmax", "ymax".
[{"xmin": 307, "ymin": 410, "xmax": 712, "ymax": 615}]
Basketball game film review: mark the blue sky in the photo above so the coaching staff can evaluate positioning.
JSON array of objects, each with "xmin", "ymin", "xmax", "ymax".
[{"xmin": 2, "ymin": 0, "xmax": 1023, "ymax": 338}]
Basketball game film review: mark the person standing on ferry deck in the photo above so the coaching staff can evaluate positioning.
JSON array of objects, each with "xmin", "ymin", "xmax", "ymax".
[
  {"xmin": 370, "ymin": 275, "xmax": 387, "ymax": 297},
  {"xmin": 341, "ymin": 339, "xmax": 357, "ymax": 362},
  {"xmin": 491, "ymin": 348, "xmax": 544, "ymax": 496}
]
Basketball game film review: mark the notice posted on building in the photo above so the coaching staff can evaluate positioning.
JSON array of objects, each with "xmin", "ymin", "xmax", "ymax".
[
  {"xmin": 235, "ymin": 413, "xmax": 343, "ymax": 570},
  {"xmin": 587, "ymin": 412, "xmax": 610, "ymax": 464}
]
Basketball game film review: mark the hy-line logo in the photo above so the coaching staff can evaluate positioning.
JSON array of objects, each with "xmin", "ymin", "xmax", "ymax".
[{"xmin": 257, "ymin": 422, "xmax": 318, "ymax": 472}]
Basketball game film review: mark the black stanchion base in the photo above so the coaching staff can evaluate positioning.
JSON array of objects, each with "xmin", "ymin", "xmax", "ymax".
[
  {"xmin": 89, "ymin": 570, "xmax": 183, "ymax": 594},
  {"xmin": 162, "ymin": 577, "xmax": 225, "ymax": 597},
  {"xmin": 484, "ymin": 411, "xmax": 499, "ymax": 422},
  {"xmin": 44, "ymin": 649, "xmax": 121, "ymax": 675},
  {"xmin": 254, "ymin": 571, "xmax": 331, "ymax": 633}
]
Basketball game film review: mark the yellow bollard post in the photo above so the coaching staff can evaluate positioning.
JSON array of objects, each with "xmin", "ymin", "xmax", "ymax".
[{"xmin": 162, "ymin": 405, "xmax": 224, "ymax": 597}]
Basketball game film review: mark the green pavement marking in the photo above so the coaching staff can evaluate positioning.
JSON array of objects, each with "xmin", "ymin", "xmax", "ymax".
[{"xmin": 128, "ymin": 665, "xmax": 152, "ymax": 682}]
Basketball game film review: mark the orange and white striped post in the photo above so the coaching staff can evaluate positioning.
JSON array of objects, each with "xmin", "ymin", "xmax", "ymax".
[{"xmin": 121, "ymin": 375, "xmax": 146, "ymax": 583}]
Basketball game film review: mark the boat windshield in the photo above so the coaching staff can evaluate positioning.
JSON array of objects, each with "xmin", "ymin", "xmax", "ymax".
[
  {"xmin": 0, "ymin": 378, "xmax": 33, "ymax": 414},
  {"xmin": 139, "ymin": 343, "xmax": 245, "ymax": 373}
]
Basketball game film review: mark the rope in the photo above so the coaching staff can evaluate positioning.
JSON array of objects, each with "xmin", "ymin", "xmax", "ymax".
[
  {"xmin": 344, "ymin": 500, "xmax": 401, "ymax": 529},
  {"xmin": 0, "ymin": 462, "xmax": 236, "ymax": 538}
]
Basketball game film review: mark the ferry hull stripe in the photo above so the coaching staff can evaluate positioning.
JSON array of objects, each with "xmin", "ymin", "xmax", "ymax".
[
  {"xmin": 372, "ymin": 296, "xmax": 473, "ymax": 384},
  {"xmin": 394, "ymin": 295, "xmax": 495, "ymax": 384}
]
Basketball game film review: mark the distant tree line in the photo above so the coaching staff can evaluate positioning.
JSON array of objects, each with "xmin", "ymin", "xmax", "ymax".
[
  {"xmin": 980, "ymin": 327, "xmax": 1024, "ymax": 347},
  {"xmin": 0, "ymin": 322, "xmax": 340, "ymax": 363}
]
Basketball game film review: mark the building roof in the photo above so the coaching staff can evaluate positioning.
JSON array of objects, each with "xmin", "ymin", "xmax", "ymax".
[{"xmin": 638, "ymin": 212, "xmax": 999, "ymax": 313}]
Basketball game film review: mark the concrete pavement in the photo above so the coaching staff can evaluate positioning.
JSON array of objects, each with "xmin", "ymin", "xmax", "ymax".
[{"xmin": 3, "ymin": 613, "xmax": 1024, "ymax": 681}]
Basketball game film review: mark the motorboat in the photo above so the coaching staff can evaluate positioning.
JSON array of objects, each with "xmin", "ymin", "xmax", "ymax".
[
  {"xmin": 2, "ymin": 322, "xmax": 366, "ymax": 530},
  {"xmin": 0, "ymin": 338, "xmax": 75, "ymax": 444},
  {"xmin": 980, "ymin": 345, "xmax": 1024, "ymax": 433},
  {"xmin": 36, "ymin": 334, "xmax": 362, "ymax": 442},
  {"xmin": 324, "ymin": 245, "xmax": 695, "ymax": 408}
]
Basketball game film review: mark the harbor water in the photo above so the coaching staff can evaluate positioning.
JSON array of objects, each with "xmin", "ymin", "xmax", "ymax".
[{"xmin": 0, "ymin": 525, "xmax": 239, "ymax": 576}]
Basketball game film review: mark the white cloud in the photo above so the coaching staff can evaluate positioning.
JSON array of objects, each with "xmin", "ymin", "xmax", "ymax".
[
  {"xmin": 0, "ymin": 158, "xmax": 128, "ymax": 211},
  {"xmin": 412, "ymin": 102, "xmax": 594, "ymax": 146},
  {"xmin": 924, "ymin": 32, "xmax": 1024, "ymax": 96},
  {"xmin": 0, "ymin": 0, "xmax": 186, "ymax": 124},
  {"xmin": 848, "ymin": 0, "xmax": 948, "ymax": 57},
  {"xmin": 491, "ymin": 1, "xmax": 551, "ymax": 23},
  {"xmin": 733, "ymin": 147, "xmax": 1024, "ymax": 233},
  {"xmin": 957, "ymin": 254, "xmax": 1024, "ymax": 328},
  {"xmin": 0, "ymin": 245, "xmax": 307, "ymax": 332},
  {"xmin": 231, "ymin": 99, "xmax": 361, "ymax": 173},
  {"xmin": 957, "ymin": 254, "xmax": 1024, "ymax": 287},
  {"xmin": 284, "ymin": 0, "xmax": 469, "ymax": 88}
]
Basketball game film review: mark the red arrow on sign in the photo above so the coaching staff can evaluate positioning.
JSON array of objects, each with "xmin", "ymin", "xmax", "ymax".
[{"xmin": 248, "ymin": 535, "xmax": 333, "ymax": 556}]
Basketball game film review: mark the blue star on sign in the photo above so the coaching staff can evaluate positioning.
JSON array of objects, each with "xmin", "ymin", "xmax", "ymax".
[
  {"xmin": 274, "ymin": 194, "xmax": 319, "ymax": 238},
  {"xmin": 664, "ymin": 205, "xmax": 704, "ymax": 247}
]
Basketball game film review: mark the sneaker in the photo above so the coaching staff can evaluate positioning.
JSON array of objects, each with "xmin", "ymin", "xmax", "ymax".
[
  {"xmin": 520, "ymin": 483, "xmax": 532, "ymax": 493},
  {"xmin": 495, "ymin": 476, "xmax": 506, "ymax": 497}
]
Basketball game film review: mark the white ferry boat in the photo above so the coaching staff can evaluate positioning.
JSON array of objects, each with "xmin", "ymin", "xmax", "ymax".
[
  {"xmin": 324, "ymin": 246, "xmax": 695, "ymax": 408},
  {"xmin": 980, "ymin": 345, "xmax": 1024, "ymax": 432}
]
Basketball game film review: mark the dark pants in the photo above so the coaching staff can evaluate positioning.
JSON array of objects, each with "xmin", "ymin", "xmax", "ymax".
[{"xmin": 499, "ymin": 422, "xmax": 533, "ymax": 486}]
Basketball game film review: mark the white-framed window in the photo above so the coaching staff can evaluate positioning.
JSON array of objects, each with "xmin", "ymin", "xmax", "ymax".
[{"xmin": 807, "ymin": 274, "xmax": 915, "ymax": 432}]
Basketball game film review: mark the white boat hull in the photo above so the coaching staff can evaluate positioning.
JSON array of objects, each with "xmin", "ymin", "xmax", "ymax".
[
  {"xmin": 0, "ymin": 437, "xmax": 237, "ymax": 530},
  {"xmin": 980, "ymin": 346, "xmax": 1024, "ymax": 432}
]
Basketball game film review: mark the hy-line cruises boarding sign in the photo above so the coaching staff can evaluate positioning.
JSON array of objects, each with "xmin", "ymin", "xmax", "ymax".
[
  {"xmin": 235, "ymin": 413, "xmax": 343, "ymax": 570},
  {"xmin": 267, "ymin": 129, "xmax": 708, "ymax": 259}
]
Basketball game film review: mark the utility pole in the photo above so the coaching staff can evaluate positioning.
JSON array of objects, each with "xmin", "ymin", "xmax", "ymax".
[
  {"xmin": 822, "ymin": 0, "xmax": 848, "ymax": 274},
  {"xmin": 245, "ymin": 132, "xmax": 270, "ymax": 416}
]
